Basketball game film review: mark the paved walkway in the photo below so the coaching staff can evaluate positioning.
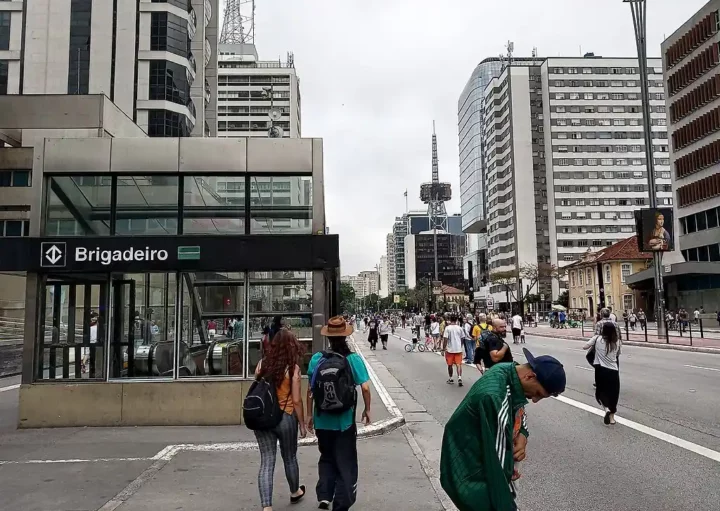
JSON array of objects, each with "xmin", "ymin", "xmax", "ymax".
[{"xmin": 0, "ymin": 342, "xmax": 450, "ymax": 511}]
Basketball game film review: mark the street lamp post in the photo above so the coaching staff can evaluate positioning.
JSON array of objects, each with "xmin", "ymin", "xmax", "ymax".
[{"xmin": 624, "ymin": 0, "xmax": 666, "ymax": 335}]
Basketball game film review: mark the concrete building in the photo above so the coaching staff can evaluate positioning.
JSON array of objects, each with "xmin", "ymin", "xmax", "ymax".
[
  {"xmin": 3, "ymin": 0, "xmax": 217, "ymax": 138},
  {"xmin": 566, "ymin": 236, "xmax": 651, "ymax": 315},
  {"xmin": 625, "ymin": 1, "xmax": 720, "ymax": 311},
  {"xmin": 378, "ymin": 255, "xmax": 389, "ymax": 298},
  {"xmin": 217, "ymin": 43, "xmax": 301, "ymax": 138},
  {"xmin": 404, "ymin": 232, "xmax": 467, "ymax": 291},
  {"xmin": 341, "ymin": 271, "xmax": 379, "ymax": 299},
  {"xmin": 458, "ymin": 59, "xmax": 503, "ymax": 292},
  {"xmin": 481, "ymin": 54, "xmax": 673, "ymax": 309},
  {"xmin": 389, "ymin": 211, "xmax": 464, "ymax": 292},
  {"xmin": 386, "ymin": 233, "xmax": 396, "ymax": 294}
]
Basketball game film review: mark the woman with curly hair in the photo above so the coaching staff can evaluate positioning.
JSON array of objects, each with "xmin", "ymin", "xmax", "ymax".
[{"xmin": 254, "ymin": 329, "xmax": 308, "ymax": 510}]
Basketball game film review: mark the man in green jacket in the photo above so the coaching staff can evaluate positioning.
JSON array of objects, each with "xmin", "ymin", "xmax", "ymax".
[{"xmin": 440, "ymin": 348, "xmax": 566, "ymax": 511}]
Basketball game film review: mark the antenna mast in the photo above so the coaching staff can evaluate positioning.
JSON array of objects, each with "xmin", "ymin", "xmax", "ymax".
[{"xmin": 220, "ymin": 0, "xmax": 256, "ymax": 44}]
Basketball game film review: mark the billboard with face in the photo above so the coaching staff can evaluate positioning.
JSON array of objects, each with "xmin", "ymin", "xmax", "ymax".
[{"xmin": 635, "ymin": 208, "xmax": 674, "ymax": 252}]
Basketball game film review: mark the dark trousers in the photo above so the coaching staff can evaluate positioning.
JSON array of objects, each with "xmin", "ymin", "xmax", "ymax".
[{"xmin": 315, "ymin": 424, "xmax": 358, "ymax": 511}]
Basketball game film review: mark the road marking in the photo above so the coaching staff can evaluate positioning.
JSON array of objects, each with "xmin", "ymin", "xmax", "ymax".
[
  {"xmin": 566, "ymin": 348, "xmax": 586, "ymax": 352},
  {"xmin": 554, "ymin": 395, "xmax": 720, "ymax": 464},
  {"xmin": 394, "ymin": 330, "xmax": 720, "ymax": 465},
  {"xmin": 684, "ymin": 364, "xmax": 720, "ymax": 372},
  {"xmin": 0, "ymin": 384, "xmax": 20, "ymax": 393},
  {"xmin": 0, "ymin": 457, "xmax": 153, "ymax": 466},
  {"xmin": 574, "ymin": 365, "xmax": 593, "ymax": 372}
]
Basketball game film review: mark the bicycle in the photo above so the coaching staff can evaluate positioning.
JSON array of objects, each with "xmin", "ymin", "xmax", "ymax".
[{"xmin": 404, "ymin": 340, "xmax": 426, "ymax": 352}]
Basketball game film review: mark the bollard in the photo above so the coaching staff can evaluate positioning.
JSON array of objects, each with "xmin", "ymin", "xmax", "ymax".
[
  {"xmin": 581, "ymin": 320, "xmax": 584, "ymax": 337},
  {"xmin": 700, "ymin": 318, "xmax": 704, "ymax": 339},
  {"xmin": 644, "ymin": 321, "xmax": 648, "ymax": 343},
  {"xmin": 689, "ymin": 319, "xmax": 693, "ymax": 346},
  {"xmin": 665, "ymin": 318, "xmax": 670, "ymax": 344}
]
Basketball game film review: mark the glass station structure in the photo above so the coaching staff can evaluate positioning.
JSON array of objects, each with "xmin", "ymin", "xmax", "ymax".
[{"xmin": 0, "ymin": 137, "xmax": 339, "ymax": 427}]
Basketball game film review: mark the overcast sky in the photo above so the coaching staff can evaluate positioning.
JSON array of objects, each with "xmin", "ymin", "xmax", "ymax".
[{"xmin": 223, "ymin": 0, "xmax": 704, "ymax": 275}]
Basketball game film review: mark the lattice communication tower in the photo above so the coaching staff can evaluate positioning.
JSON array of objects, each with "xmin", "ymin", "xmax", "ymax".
[
  {"xmin": 420, "ymin": 121, "xmax": 451, "ymax": 232},
  {"xmin": 220, "ymin": 0, "xmax": 255, "ymax": 44}
]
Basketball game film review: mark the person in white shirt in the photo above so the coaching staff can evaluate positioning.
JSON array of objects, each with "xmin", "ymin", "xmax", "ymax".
[
  {"xmin": 608, "ymin": 308, "xmax": 618, "ymax": 323},
  {"xmin": 378, "ymin": 315, "xmax": 392, "ymax": 350},
  {"xmin": 693, "ymin": 308, "xmax": 700, "ymax": 324},
  {"xmin": 442, "ymin": 314, "xmax": 465, "ymax": 387},
  {"xmin": 583, "ymin": 321, "xmax": 622, "ymax": 425},
  {"xmin": 511, "ymin": 313, "xmax": 524, "ymax": 344},
  {"xmin": 430, "ymin": 317, "xmax": 440, "ymax": 351}
]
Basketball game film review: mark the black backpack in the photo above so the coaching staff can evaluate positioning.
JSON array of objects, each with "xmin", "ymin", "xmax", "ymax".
[
  {"xmin": 243, "ymin": 377, "xmax": 285, "ymax": 430},
  {"xmin": 310, "ymin": 352, "xmax": 356, "ymax": 414}
]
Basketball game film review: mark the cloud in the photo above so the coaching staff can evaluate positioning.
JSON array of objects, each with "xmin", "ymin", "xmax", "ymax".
[{"xmin": 220, "ymin": 0, "xmax": 702, "ymax": 274}]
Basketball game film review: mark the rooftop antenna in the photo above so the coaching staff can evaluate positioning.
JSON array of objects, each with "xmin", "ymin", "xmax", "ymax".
[
  {"xmin": 220, "ymin": 0, "xmax": 255, "ymax": 44},
  {"xmin": 502, "ymin": 40, "xmax": 514, "ymax": 71}
]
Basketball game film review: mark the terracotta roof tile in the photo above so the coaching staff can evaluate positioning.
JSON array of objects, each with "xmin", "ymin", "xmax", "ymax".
[{"xmin": 594, "ymin": 236, "xmax": 652, "ymax": 262}]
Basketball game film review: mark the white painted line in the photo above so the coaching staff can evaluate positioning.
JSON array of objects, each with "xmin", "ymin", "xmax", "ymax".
[
  {"xmin": 397, "ymin": 330, "xmax": 720, "ymax": 465},
  {"xmin": 574, "ymin": 365, "xmax": 593, "ymax": 372},
  {"xmin": 350, "ymin": 335, "xmax": 404, "ymax": 420},
  {"xmin": 566, "ymin": 348, "xmax": 586, "ymax": 352},
  {"xmin": 554, "ymin": 395, "xmax": 720, "ymax": 464},
  {"xmin": 0, "ymin": 457, "xmax": 153, "ymax": 466},
  {"xmin": 0, "ymin": 384, "xmax": 20, "ymax": 393},
  {"xmin": 684, "ymin": 364, "xmax": 720, "ymax": 372}
]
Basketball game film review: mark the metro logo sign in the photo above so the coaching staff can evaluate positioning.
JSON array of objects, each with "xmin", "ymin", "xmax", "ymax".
[{"xmin": 40, "ymin": 242, "xmax": 66, "ymax": 268}]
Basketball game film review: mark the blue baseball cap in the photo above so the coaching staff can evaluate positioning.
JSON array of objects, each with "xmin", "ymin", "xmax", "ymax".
[{"xmin": 522, "ymin": 348, "xmax": 566, "ymax": 396}]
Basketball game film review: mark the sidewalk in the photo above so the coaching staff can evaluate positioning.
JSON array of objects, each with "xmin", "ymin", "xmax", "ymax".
[
  {"xmin": 0, "ymin": 344, "xmax": 450, "ymax": 511},
  {"xmin": 526, "ymin": 324, "xmax": 720, "ymax": 353}
]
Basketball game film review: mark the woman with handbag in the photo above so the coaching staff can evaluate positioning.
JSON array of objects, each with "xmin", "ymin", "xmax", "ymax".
[{"xmin": 584, "ymin": 322, "xmax": 621, "ymax": 425}]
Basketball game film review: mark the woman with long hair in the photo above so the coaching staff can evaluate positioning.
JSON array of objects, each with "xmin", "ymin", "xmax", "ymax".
[
  {"xmin": 254, "ymin": 329, "xmax": 308, "ymax": 511},
  {"xmin": 584, "ymin": 321, "xmax": 622, "ymax": 425}
]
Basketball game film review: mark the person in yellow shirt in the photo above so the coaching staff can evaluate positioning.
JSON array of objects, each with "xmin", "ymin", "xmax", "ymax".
[{"xmin": 472, "ymin": 313, "xmax": 493, "ymax": 374}]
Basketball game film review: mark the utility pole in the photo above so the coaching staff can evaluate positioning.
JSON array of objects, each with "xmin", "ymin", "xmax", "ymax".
[{"xmin": 624, "ymin": 0, "xmax": 666, "ymax": 335}]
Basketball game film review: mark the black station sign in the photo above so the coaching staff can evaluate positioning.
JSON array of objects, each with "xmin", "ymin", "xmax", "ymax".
[{"xmin": 0, "ymin": 235, "xmax": 340, "ymax": 273}]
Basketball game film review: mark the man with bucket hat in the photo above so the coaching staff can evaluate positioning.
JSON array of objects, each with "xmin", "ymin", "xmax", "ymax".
[
  {"xmin": 306, "ymin": 316, "xmax": 371, "ymax": 511},
  {"xmin": 440, "ymin": 348, "xmax": 566, "ymax": 511}
]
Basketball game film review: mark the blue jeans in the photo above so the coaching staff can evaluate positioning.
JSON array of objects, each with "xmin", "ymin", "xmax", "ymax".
[{"xmin": 463, "ymin": 339, "xmax": 475, "ymax": 362}]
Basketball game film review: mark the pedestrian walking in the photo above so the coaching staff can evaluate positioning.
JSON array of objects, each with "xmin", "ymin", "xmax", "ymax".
[
  {"xmin": 249, "ymin": 329, "xmax": 308, "ymax": 511},
  {"xmin": 510, "ymin": 312, "xmax": 523, "ymax": 344},
  {"xmin": 584, "ymin": 321, "xmax": 621, "ymax": 425},
  {"xmin": 440, "ymin": 348, "xmax": 566, "ymax": 511},
  {"xmin": 367, "ymin": 316, "xmax": 379, "ymax": 350},
  {"xmin": 629, "ymin": 312, "xmax": 637, "ymax": 331},
  {"xmin": 474, "ymin": 319, "xmax": 513, "ymax": 372},
  {"xmin": 430, "ymin": 315, "xmax": 441, "ymax": 351},
  {"xmin": 307, "ymin": 316, "xmax": 371, "ymax": 511},
  {"xmin": 443, "ymin": 314, "xmax": 465, "ymax": 387},
  {"xmin": 462, "ymin": 315, "xmax": 475, "ymax": 364},
  {"xmin": 378, "ymin": 315, "xmax": 391, "ymax": 350}
]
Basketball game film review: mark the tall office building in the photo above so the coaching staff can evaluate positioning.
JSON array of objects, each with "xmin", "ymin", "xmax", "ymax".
[
  {"xmin": 3, "ymin": 0, "xmax": 217, "ymax": 138},
  {"xmin": 378, "ymin": 256, "xmax": 389, "ymax": 298},
  {"xmin": 217, "ymin": 44, "xmax": 301, "ymax": 138},
  {"xmin": 386, "ymin": 233, "xmax": 397, "ymax": 294},
  {"xmin": 662, "ymin": 3, "xmax": 720, "ymax": 264},
  {"xmin": 481, "ymin": 54, "xmax": 672, "ymax": 307}
]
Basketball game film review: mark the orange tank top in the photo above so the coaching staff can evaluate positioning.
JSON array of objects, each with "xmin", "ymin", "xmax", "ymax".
[{"xmin": 276, "ymin": 372, "xmax": 294, "ymax": 415}]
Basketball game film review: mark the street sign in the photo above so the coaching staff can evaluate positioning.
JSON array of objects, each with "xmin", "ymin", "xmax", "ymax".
[
  {"xmin": 540, "ymin": 293, "xmax": 545, "ymax": 301},
  {"xmin": 487, "ymin": 297, "xmax": 494, "ymax": 309},
  {"xmin": 432, "ymin": 280, "xmax": 443, "ymax": 295},
  {"xmin": 393, "ymin": 294, "xmax": 400, "ymax": 304},
  {"xmin": 40, "ymin": 242, "xmax": 66, "ymax": 268}
]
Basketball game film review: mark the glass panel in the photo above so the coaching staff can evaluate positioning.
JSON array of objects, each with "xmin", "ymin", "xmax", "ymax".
[
  {"xmin": 45, "ymin": 176, "xmax": 112, "ymax": 236},
  {"xmin": 37, "ymin": 280, "xmax": 107, "ymax": 381},
  {"xmin": 247, "ymin": 271, "xmax": 313, "ymax": 373},
  {"xmin": 182, "ymin": 176, "xmax": 245, "ymax": 234},
  {"xmin": 249, "ymin": 175, "xmax": 312, "ymax": 234},
  {"xmin": 115, "ymin": 176, "xmax": 179, "ymax": 235},
  {"xmin": 180, "ymin": 272, "xmax": 245, "ymax": 377},
  {"xmin": 109, "ymin": 273, "xmax": 175, "ymax": 379}
]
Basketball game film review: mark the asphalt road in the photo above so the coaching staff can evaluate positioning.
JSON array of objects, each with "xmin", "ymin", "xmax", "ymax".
[{"xmin": 364, "ymin": 325, "xmax": 720, "ymax": 511}]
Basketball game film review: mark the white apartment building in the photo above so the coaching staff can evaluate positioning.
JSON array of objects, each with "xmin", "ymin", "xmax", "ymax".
[
  {"xmin": 483, "ymin": 61, "xmax": 548, "ymax": 307},
  {"xmin": 482, "ymin": 54, "xmax": 672, "ymax": 306},
  {"xmin": 217, "ymin": 43, "xmax": 301, "ymax": 138},
  {"xmin": 542, "ymin": 57, "xmax": 673, "ymax": 300},
  {"xmin": 386, "ymin": 233, "xmax": 396, "ymax": 294},
  {"xmin": 341, "ymin": 271, "xmax": 379, "ymax": 299},
  {"xmin": 378, "ymin": 256, "xmax": 389, "ymax": 298},
  {"xmin": 0, "ymin": 0, "xmax": 217, "ymax": 139}
]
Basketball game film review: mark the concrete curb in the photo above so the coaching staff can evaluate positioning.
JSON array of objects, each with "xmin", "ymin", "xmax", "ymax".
[{"xmin": 526, "ymin": 330, "xmax": 720, "ymax": 354}]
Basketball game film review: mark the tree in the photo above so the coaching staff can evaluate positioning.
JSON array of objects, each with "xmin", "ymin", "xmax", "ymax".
[
  {"xmin": 366, "ymin": 293, "xmax": 380, "ymax": 312},
  {"xmin": 340, "ymin": 282, "xmax": 356, "ymax": 313},
  {"xmin": 555, "ymin": 290, "xmax": 569, "ymax": 308},
  {"xmin": 488, "ymin": 269, "xmax": 521, "ymax": 311}
]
